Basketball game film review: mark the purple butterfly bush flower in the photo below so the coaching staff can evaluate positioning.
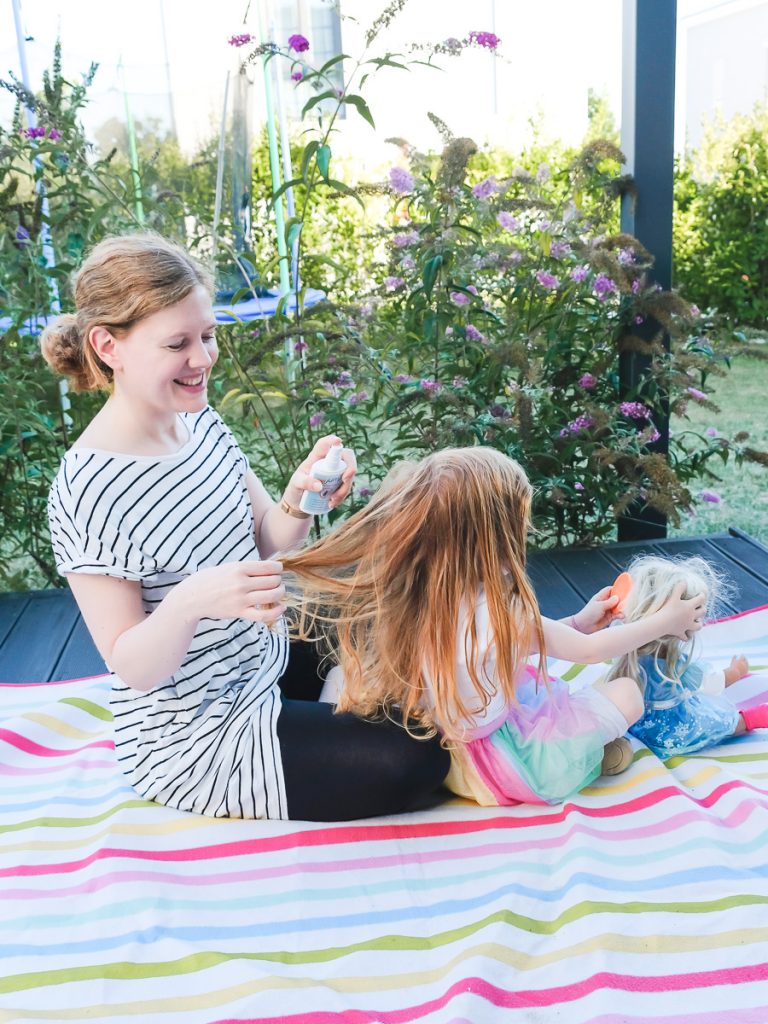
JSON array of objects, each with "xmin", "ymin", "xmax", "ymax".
[
  {"xmin": 550, "ymin": 240, "xmax": 571, "ymax": 259},
  {"xmin": 700, "ymin": 489, "xmax": 721, "ymax": 504},
  {"xmin": 450, "ymin": 291, "xmax": 470, "ymax": 306},
  {"xmin": 288, "ymin": 33, "xmax": 310, "ymax": 52},
  {"xmin": 21, "ymin": 125, "xmax": 46, "ymax": 139},
  {"xmin": 347, "ymin": 390, "xmax": 368, "ymax": 405},
  {"xmin": 389, "ymin": 167, "xmax": 414, "ymax": 193},
  {"xmin": 291, "ymin": 71, "xmax": 303, "ymax": 82},
  {"xmin": 536, "ymin": 270, "xmax": 559, "ymax": 290},
  {"xmin": 308, "ymin": 412, "xmax": 325, "ymax": 428},
  {"xmin": 465, "ymin": 324, "xmax": 485, "ymax": 343},
  {"xmin": 228, "ymin": 33, "xmax": 253, "ymax": 47},
  {"xmin": 358, "ymin": 487, "xmax": 373, "ymax": 499},
  {"xmin": 395, "ymin": 373, "xmax": 413, "ymax": 384},
  {"xmin": 393, "ymin": 231, "xmax": 419, "ymax": 248},
  {"xmin": 420, "ymin": 378, "xmax": 442, "ymax": 393},
  {"xmin": 574, "ymin": 482, "xmax": 585, "ymax": 492},
  {"xmin": 631, "ymin": 279, "xmax": 642, "ymax": 294},
  {"xmin": 578, "ymin": 373, "xmax": 597, "ymax": 390},
  {"xmin": 571, "ymin": 265, "xmax": 589, "ymax": 283},
  {"xmin": 560, "ymin": 415, "xmax": 594, "ymax": 437},
  {"xmin": 15, "ymin": 225, "xmax": 30, "ymax": 243},
  {"xmin": 48, "ymin": 128, "xmax": 61, "ymax": 140},
  {"xmin": 497, "ymin": 211, "xmax": 519, "ymax": 232},
  {"xmin": 468, "ymin": 30, "xmax": 500, "ymax": 50},
  {"xmin": 384, "ymin": 276, "xmax": 405, "ymax": 291},
  {"xmin": 593, "ymin": 274, "xmax": 618, "ymax": 300},
  {"xmin": 619, "ymin": 401, "xmax": 652, "ymax": 420},
  {"xmin": 706, "ymin": 427, "xmax": 718, "ymax": 437},
  {"xmin": 293, "ymin": 339, "xmax": 308, "ymax": 353},
  {"xmin": 472, "ymin": 177, "xmax": 497, "ymax": 199},
  {"xmin": 687, "ymin": 387, "xmax": 708, "ymax": 400},
  {"xmin": 617, "ymin": 247, "xmax": 635, "ymax": 265},
  {"xmin": 634, "ymin": 316, "xmax": 644, "ymax": 325},
  {"xmin": 337, "ymin": 371, "xmax": 354, "ymax": 389}
]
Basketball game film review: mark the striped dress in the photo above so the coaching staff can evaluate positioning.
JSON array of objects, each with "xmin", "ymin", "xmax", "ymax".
[{"xmin": 47, "ymin": 406, "xmax": 289, "ymax": 819}]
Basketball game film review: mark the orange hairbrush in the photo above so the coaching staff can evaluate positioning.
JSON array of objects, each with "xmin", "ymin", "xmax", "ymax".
[{"xmin": 609, "ymin": 571, "xmax": 633, "ymax": 615}]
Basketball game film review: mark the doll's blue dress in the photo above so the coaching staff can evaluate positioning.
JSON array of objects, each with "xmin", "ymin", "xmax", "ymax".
[{"xmin": 628, "ymin": 654, "xmax": 740, "ymax": 759}]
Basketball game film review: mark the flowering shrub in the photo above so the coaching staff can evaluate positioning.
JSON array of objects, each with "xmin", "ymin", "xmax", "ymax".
[{"xmin": 215, "ymin": 13, "xmax": 768, "ymax": 548}]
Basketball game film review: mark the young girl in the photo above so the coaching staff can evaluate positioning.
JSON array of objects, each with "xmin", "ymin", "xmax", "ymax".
[
  {"xmin": 282, "ymin": 449, "xmax": 706, "ymax": 806},
  {"xmin": 605, "ymin": 555, "xmax": 767, "ymax": 759},
  {"xmin": 42, "ymin": 232, "xmax": 452, "ymax": 822}
]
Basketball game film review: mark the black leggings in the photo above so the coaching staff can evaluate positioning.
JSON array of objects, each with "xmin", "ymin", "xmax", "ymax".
[{"xmin": 276, "ymin": 641, "xmax": 450, "ymax": 821}]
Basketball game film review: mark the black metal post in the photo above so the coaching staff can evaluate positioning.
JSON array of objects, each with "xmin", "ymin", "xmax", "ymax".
[{"xmin": 618, "ymin": 0, "xmax": 677, "ymax": 541}]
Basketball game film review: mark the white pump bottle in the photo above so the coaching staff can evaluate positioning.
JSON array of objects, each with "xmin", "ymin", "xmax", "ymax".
[{"xmin": 299, "ymin": 444, "xmax": 347, "ymax": 515}]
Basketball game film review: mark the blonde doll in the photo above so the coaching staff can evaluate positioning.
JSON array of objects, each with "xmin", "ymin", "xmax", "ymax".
[
  {"xmin": 606, "ymin": 555, "xmax": 763, "ymax": 760},
  {"xmin": 282, "ymin": 449, "xmax": 705, "ymax": 807}
]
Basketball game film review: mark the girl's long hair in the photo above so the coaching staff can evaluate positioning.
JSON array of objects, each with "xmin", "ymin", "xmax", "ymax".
[
  {"xmin": 282, "ymin": 447, "xmax": 546, "ymax": 739},
  {"xmin": 606, "ymin": 555, "xmax": 723, "ymax": 689}
]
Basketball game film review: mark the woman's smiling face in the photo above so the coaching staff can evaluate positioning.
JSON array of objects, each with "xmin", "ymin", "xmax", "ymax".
[{"xmin": 109, "ymin": 285, "xmax": 218, "ymax": 414}]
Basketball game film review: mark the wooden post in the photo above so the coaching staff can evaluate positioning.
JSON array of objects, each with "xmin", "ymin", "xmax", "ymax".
[{"xmin": 618, "ymin": 0, "xmax": 677, "ymax": 541}]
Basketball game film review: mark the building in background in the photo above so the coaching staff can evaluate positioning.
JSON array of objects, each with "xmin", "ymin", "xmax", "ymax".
[{"xmin": 677, "ymin": 0, "xmax": 768, "ymax": 153}]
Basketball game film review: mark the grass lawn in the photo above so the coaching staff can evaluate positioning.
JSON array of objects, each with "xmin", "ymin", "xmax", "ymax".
[{"xmin": 669, "ymin": 353, "xmax": 768, "ymax": 545}]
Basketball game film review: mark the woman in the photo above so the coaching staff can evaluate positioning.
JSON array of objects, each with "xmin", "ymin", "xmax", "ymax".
[{"xmin": 42, "ymin": 232, "xmax": 450, "ymax": 821}]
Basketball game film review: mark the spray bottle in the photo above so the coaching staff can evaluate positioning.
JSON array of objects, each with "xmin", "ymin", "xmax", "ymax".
[{"xmin": 299, "ymin": 444, "xmax": 347, "ymax": 515}]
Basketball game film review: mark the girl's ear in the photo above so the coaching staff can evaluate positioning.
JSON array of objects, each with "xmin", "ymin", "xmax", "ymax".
[{"xmin": 88, "ymin": 326, "xmax": 121, "ymax": 371}]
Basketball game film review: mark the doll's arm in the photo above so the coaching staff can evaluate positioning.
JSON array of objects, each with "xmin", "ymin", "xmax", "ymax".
[{"xmin": 724, "ymin": 654, "xmax": 749, "ymax": 686}]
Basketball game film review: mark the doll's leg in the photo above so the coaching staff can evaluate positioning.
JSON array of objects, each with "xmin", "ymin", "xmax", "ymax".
[{"xmin": 738, "ymin": 705, "xmax": 768, "ymax": 732}]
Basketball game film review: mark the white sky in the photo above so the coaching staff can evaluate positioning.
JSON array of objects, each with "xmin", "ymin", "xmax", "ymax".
[{"xmin": 0, "ymin": 0, "xmax": 755, "ymax": 159}]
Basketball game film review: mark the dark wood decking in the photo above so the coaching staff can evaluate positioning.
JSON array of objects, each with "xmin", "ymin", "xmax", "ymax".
[{"xmin": 2, "ymin": 528, "xmax": 768, "ymax": 683}]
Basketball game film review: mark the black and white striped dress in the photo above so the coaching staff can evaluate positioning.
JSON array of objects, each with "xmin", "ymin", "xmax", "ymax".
[{"xmin": 47, "ymin": 407, "xmax": 289, "ymax": 819}]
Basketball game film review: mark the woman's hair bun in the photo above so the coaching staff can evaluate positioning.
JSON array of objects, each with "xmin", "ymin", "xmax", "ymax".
[{"xmin": 40, "ymin": 313, "xmax": 105, "ymax": 392}]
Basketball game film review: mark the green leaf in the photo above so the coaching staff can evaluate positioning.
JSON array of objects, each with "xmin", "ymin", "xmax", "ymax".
[
  {"xmin": 285, "ymin": 217, "xmax": 304, "ymax": 249},
  {"xmin": 343, "ymin": 94, "xmax": 375, "ymax": 129},
  {"xmin": 326, "ymin": 178, "xmax": 364, "ymax": 208},
  {"xmin": 271, "ymin": 177, "xmax": 304, "ymax": 203},
  {"xmin": 319, "ymin": 54, "xmax": 349, "ymax": 75},
  {"xmin": 316, "ymin": 144, "xmax": 331, "ymax": 181},
  {"xmin": 301, "ymin": 90, "xmax": 337, "ymax": 118},
  {"xmin": 300, "ymin": 140, "xmax": 320, "ymax": 181},
  {"xmin": 422, "ymin": 254, "xmax": 443, "ymax": 295}
]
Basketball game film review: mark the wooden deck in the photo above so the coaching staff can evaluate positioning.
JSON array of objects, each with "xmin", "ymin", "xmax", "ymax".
[{"xmin": 2, "ymin": 528, "xmax": 768, "ymax": 683}]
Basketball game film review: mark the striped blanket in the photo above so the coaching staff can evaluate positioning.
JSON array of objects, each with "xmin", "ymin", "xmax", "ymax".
[{"xmin": 2, "ymin": 609, "xmax": 768, "ymax": 1023}]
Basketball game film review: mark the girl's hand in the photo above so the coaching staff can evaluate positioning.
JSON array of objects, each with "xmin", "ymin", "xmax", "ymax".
[
  {"xmin": 176, "ymin": 560, "xmax": 286, "ymax": 625},
  {"xmin": 283, "ymin": 435, "xmax": 358, "ymax": 510},
  {"xmin": 570, "ymin": 586, "xmax": 620, "ymax": 633},
  {"xmin": 658, "ymin": 582, "xmax": 706, "ymax": 640}
]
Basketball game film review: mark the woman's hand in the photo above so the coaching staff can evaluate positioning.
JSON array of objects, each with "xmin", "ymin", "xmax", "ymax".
[
  {"xmin": 657, "ymin": 582, "xmax": 706, "ymax": 640},
  {"xmin": 283, "ymin": 435, "xmax": 358, "ymax": 511},
  {"xmin": 569, "ymin": 586, "xmax": 620, "ymax": 633},
  {"xmin": 175, "ymin": 560, "xmax": 286, "ymax": 625}
]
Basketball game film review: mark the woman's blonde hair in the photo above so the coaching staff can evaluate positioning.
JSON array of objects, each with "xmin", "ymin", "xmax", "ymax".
[
  {"xmin": 607, "ymin": 554, "xmax": 723, "ymax": 689},
  {"xmin": 282, "ymin": 447, "xmax": 546, "ymax": 739},
  {"xmin": 40, "ymin": 233, "xmax": 213, "ymax": 392}
]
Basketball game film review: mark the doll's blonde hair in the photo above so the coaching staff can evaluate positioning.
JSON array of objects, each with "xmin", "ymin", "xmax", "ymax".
[
  {"xmin": 282, "ymin": 447, "xmax": 546, "ymax": 740},
  {"xmin": 607, "ymin": 555, "xmax": 725, "ymax": 690}
]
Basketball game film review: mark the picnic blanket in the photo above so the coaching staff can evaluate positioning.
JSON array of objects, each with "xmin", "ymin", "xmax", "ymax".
[{"xmin": 2, "ymin": 609, "xmax": 768, "ymax": 1023}]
